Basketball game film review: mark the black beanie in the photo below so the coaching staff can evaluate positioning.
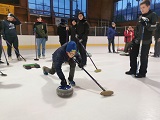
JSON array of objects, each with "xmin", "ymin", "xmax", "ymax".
[{"xmin": 78, "ymin": 12, "xmax": 84, "ymax": 16}]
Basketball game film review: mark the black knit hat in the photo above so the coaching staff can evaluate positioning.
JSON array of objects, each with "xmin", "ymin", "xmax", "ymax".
[
  {"xmin": 61, "ymin": 19, "xmax": 67, "ymax": 23},
  {"xmin": 78, "ymin": 12, "xmax": 84, "ymax": 16},
  {"xmin": 71, "ymin": 18, "xmax": 77, "ymax": 22}
]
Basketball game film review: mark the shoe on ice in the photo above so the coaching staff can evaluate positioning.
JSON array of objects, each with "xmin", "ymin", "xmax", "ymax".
[
  {"xmin": 68, "ymin": 80, "xmax": 76, "ymax": 86},
  {"xmin": 8, "ymin": 57, "xmax": 13, "ymax": 61},
  {"xmin": 43, "ymin": 66, "xmax": 48, "ymax": 75},
  {"xmin": 135, "ymin": 74, "xmax": 146, "ymax": 78},
  {"xmin": 17, "ymin": 56, "xmax": 22, "ymax": 61},
  {"xmin": 125, "ymin": 71, "xmax": 136, "ymax": 75},
  {"xmin": 0, "ymin": 60, "xmax": 4, "ymax": 64}
]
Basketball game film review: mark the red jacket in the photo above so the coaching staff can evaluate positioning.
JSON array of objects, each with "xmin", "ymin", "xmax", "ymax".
[{"xmin": 124, "ymin": 30, "xmax": 134, "ymax": 42}]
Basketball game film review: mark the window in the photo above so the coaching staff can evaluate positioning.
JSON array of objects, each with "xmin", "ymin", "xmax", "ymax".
[
  {"xmin": 53, "ymin": 0, "xmax": 87, "ymax": 18},
  {"xmin": 28, "ymin": 0, "xmax": 50, "ymax": 16},
  {"xmin": 28, "ymin": 0, "xmax": 87, "ymax": 18},
  {"xmin": 114, "ymin": 0, "xmax": 160, "ymax": 22}
]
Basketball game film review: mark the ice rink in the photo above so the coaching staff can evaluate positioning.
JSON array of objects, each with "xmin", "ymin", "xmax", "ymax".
[{"xmin": 0, "ymin": 46, "xmax": 160, "ymax": 120}]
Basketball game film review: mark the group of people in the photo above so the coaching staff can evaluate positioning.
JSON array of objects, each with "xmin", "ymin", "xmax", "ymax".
[
  {"xmin": 43, "ymin": 12, "xmax": 90, "ymax": 87},
  {"xmin": 0, "ymin": 1, "xmax": 159, "ymax": 89},
  {"xmin": 107, "ymin": 0, "xmax": 159, "ymax": 78},
  {"xmin": 0, "ymin": 13, "xmax": 48, "ymax": 63}
]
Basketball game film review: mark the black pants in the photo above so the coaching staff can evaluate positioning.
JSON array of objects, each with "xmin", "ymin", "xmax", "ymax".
[
  {"xmin": 6, "ymin": 36, "xmax": 20, "ymax": 58},
  {"xmin": 154, "ymin": 39, "xmax": 160, "ymax": 57},
  {"xmin": 78, "ymin": 40, "xmax": 87, "ymax": 66},
  {"xmin": 0, "ymin": 37, "xmax": 2, "ymax": 60},
  {"xmin": 129, "ymin": 43, "xmax": 151, "ymax": 75},
  {"xmin": 108, "ymin": 38, "xmax": 115, "ymax": 52},
  {"xmin": 47, "ymin": 59, "xmax": 76, "ymax": 81},
  {"xmin": 60, "ymin": 41, "xmax": 66, "ymax": 46}
]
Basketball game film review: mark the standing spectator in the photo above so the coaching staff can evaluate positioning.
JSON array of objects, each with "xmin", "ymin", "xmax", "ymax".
[
  {"xmin": 107, "ymin": 22, "xmax": 116, "ymax": 53},
  {"xmin": 33, "ymin": 15, "xmax": 48, "ymax": 59},
  {"xmin": 125, "ymin": 0, "xmax": 158, "ymax": 78},
  {"xmin": 57, "ymin": 19, "xmax": 69, "ymax": 46},
  {"xmin": 152, "ymin": 22, "xmax": 160, "ymax": 57},
  {"xmin": 124, "ymin": 26, "xmax": 134, "ymax": 53},
  {"xmin": 76, "ymin": 12, "xmax": 90, "ymax": 67},
  {"xmin": 0, "ymin": 21, "xmax": 4, "ymax": 64},
  {"xmin": 69, "ymin": 18, "xmax": 78, "ymax": 44},
  {"xmin": 1, "ymin": 13, "xmax": 22, "ymax": 61}
]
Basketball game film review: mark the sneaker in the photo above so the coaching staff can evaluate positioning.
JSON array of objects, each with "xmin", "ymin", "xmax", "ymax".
[
  {"xmin": 125, "ymin": 71, "xmax": 136, "ymax": 75},
  {"xmin": 135, "ymin": 74, "xmax": 146, "ymax": 78},
  {"xmin": 8, "ymin": 57, "xmax": 13, "ymax": 61},
  {"xmin": 68, "ymin": 80, "xmax": 76, "ymax": 86},
  {"xmin": 17, "ymin": 56, "xmax": 22, "ymax": 61},
  {"xmin": 42, "ymin": 56, "xmax": 45, "ymax": 59},
  {"xmin": 43, "ymin": 66, "xmax": 48, "ymax": 75},
  {"xmin": 38, "ymin": 56, "xmax": 41, "ymax": 59},
  {"xmin": 0, "ymin": 60, "xmax": 4, "ymax": 64}
]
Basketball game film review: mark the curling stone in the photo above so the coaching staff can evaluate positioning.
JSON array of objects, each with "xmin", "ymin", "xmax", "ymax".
[{"xmin": 56, "ymin": 85, "xmax": 73, "ymax": 98}]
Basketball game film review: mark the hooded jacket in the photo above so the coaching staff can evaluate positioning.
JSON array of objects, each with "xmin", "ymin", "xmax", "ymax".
[
  {"xmin": 76, "ymin": 18, "xmax": 90, "ymax": 41},
  {"xmin": 52, "ymin": 43, "xmax": 81, "ymax": 81},
  {"xmin": 33, "ymin": 21, "xmax": 47, "ymax": 39},
  {"xmin": 1, "ymin": 14, "xmax": 21, "ymax": 39}
]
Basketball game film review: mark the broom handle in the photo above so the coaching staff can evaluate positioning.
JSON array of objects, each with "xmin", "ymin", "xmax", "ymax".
[
  {"xmin": 73, "ymin": 58, "xmax": 106, "ymax": 91},
  {"xmin": 79, "ymin": 42, "xmax": 98, "ymax": 70}
]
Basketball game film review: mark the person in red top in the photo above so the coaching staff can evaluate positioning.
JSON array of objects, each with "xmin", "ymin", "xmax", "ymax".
[{"xmin": 124, "ymin": 26, "xmax": 134, "ymax": 53}]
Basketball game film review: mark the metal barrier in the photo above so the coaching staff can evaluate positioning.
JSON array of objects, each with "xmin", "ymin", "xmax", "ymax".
[{"xmin": 16, "ymin": 22, "xmax": 136, "ymax": 36}]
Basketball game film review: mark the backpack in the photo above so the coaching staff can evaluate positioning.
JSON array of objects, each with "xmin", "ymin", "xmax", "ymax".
[{"xmin": 35, "ymin": 24, "xmax": 47, "ymax": 38}]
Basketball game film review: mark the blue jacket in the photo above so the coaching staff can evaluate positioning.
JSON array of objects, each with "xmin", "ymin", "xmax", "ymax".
[
  {"xmin": 52, "ymin": 43, "xmax": 81, "ymax": 81},
  {"xmin": 107, "ymin": 27, "xmax": 116, "ymax": 39}
]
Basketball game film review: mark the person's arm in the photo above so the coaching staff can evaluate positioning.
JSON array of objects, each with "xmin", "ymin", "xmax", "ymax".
[
  {"xmin": 145, "ymin": 13, "xmax": 158, "ymax": 31},
  {"xmin": 9, "ymin": 13, "xmax": 21, "ymax": 25},
  {"xmin": 82, "ymin": 21, "xmax": 89, "ymax": 40},
  {"xmin": 1, "ymin": 20, "xmax": 6, "ymax": 40}
]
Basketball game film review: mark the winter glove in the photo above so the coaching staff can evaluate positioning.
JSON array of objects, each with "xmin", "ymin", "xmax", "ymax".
[
  {"xmin": 139, "ymin": 16, "xmax": 149, "ymax": 26},
  {"xmin": 60, "ymin": 79, "xmax": 67, "ymax": 87},
  {"xmin": 2, "ymin": 35, "xmax": 6, "ymax": 40}
]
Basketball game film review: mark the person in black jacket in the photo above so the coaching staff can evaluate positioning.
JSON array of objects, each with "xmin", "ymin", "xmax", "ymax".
[
  {"xmin": 69, "ymin": 18, "xmax": 78, "ymax": 44},
  {"xmin": 76, "ymin": 12, "xmax": 90, "ymax": 67},
  {"xmin": 1, "ymin": 13, "xmax": 22, "ymax": 61},
  {"xmin": 42, "ymin": 41, "xmax": 82, "ymax": 87},
  {"xmin": 0, "ymin": 21, "xmax": 4, "ymax": 64},
  {"xmin": 57, "ymin": 19, "xmax": 69, "ymax": 46},
  {"xmin": 125, "ymin": 0, "xmax": 158, "ymax": 78},
  {"xmin": 153, "ymin": 22, "xmax": 160, "ymax": 57},
  {"xmin": 33, "ymin": 15, "xmax": 48, "ymax": 59}
]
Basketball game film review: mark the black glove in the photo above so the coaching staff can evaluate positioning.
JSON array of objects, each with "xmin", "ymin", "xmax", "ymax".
[
  {"xmin": 78, "ymin": 62, "xmax": 83, "ymax": 68},
  {"xmin": 2, "ymin": 35, "xmax": 6, "ymax": 40},
  {"xmin": 60, "ymin": 80, "xmax": 67, "ymax": 87},
  {"xmin": 139, "ymin": 16, "xmax": 149, "ymax": 26}
]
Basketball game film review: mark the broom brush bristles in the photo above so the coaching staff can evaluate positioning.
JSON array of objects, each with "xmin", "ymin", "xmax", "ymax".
[
  {"xmin": 94, "ymin": 69, "xmax": 102, "ymax": 73},
  {"xmin": 100, "ymin": 90, "xmax": 114, "ymax": 96}
]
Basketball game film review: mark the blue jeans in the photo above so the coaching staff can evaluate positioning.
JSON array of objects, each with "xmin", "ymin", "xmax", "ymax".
[{"xmin": 36, "ymin": 38, "xmax": 46, "ymax": 57}]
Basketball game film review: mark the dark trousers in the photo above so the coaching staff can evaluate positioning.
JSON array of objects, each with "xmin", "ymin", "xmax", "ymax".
[
  {"xmin": 154, "ymin": 39, "xmax": 160, "ymax": 57},
  {"xmin": 47, "ymin": 59, "xmax": 76, "ymax": 81},
  {"xmin": 0, "ymin": 37, "xmax": 2, "ymax": 60},
  {"xmin": 60, "ymin": 41, "xmax": 66, "ymax": 46},
  {"xmin": 124, "ymin": 42, "xmax": 132, "ymax": 53},
  {"xmin": 108, "ymin": 38, "xmax": 115, "ymax": 52},
  {"xmin": 6, "ymin": 36, "xmax": 20, "ymax": 58},
  {"xmin": 78, "ymin": 40, "xmax": 87, "ymax": 66},
  {"xmin": 129, "ymin": 43, "xmax": 151, "ymax": 75}
]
